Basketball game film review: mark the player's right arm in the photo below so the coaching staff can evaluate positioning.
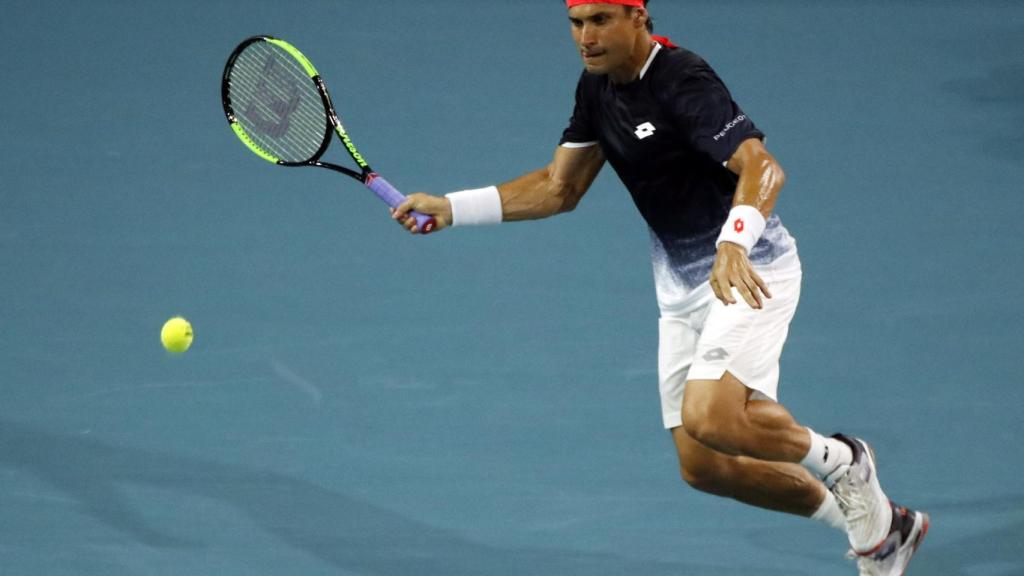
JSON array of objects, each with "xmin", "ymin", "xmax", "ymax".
[
  {"xmin": 498, "ymin": 144, "xmax": 606, "ymax": 221},
  {"xmin": 392, "ymin": 144, "xmax": 605, "ymax": 233}
]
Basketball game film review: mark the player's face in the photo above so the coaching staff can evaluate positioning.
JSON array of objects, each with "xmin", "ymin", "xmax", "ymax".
[{"xmin": 568, "ymin": 5, "xmax": 646, "ymax": 80}]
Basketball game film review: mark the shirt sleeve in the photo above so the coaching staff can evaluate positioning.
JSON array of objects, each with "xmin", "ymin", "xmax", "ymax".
[
  {"xmin": 559, "ymin": 74, "xmax": 599, "ymax": 148},
  {"xmin": 667, "ymin": 67, "xmax": 764, "ymax": 166}
]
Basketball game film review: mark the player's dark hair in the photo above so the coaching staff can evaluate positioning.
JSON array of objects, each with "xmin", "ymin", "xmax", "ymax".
[{"xmin": 625, "ymin": 2, "xmax": 654, "ymax": 33}]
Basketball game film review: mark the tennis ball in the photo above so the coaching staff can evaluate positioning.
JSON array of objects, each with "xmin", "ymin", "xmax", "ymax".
[{"xmin": 161, "ymin": 317, "xmax": 193, "ymax": 353}]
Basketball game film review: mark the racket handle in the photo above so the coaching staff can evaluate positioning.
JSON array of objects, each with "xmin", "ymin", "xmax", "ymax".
[{"xmin": 365, "ymin": 173, "xmax": 436, "ymax": 234}]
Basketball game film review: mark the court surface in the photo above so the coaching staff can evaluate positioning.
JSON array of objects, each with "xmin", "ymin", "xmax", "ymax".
[{"xmin": 1, "ymin": 1, "xmax": 1022, "ymax": 574}]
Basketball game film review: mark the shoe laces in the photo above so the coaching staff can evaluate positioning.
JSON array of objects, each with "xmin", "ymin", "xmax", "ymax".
[
  {"xmin": 832, "ymin": 466, "xmax": 890, "ymax": 553},
  {"xmin": 832, "ymin": 470, "xmax": 871, "ymax": 524}
]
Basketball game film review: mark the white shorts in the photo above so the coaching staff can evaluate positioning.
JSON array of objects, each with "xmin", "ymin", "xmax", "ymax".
[{"xmin": 658, "ymin": 272, "xmax": 801, "ymax": 429}]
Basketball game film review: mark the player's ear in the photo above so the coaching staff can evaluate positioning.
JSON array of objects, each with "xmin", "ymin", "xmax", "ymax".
[{"xmin": 633, "ymin": 8, "xmax": 648, "ymax": 29}]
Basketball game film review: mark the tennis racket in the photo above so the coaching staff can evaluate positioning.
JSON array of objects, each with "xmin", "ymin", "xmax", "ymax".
[{"xmin": 221, "ymin": 35, "xmax": 435, "ymax": 233}]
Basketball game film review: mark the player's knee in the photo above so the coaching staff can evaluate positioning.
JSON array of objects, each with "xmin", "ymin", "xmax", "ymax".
[
  {"xmin": 682, "ymin": 399, "xmax": 720, "ymax": 446},
  {"xmin": 682, "ymin": 383, "xmax": 748, "ymax": 452},
  {"xmin": 684, "ymin": 405, "xmax": 749, "ymax": 455},
  {"xmin": 681, "ymin": 407, "xmax": 706, "ymax": 444},
  {"xmin": 678, "ymin": 452, "xmax": 728, "ymax": 495}
]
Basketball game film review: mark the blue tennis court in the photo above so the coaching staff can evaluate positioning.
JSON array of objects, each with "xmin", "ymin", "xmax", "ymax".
[{"xmin": 1, "ymin": 1, "xmax": 1021, "ymax": 574}]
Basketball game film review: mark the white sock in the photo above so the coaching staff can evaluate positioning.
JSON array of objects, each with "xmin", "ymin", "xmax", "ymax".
[
  {"xmin": 810, "ymin": 489, "xmax": 847, "ymax": 533},
  {"xmin": 800, "ymin": 428, "xmax": 853, "ymax": 485}
]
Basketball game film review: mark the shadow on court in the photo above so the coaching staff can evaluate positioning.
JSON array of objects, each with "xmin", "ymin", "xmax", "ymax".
[
  {"xmin": 939, "ymin": 25, "xmax": 1024, "ymax": 161},
  {"xmin": 0, "ymin": 419, "xmax": 805, "ymax": 576},
  {"xmin": 941, "ymin": 61, "xmax": 1024, "ymax": 161}
]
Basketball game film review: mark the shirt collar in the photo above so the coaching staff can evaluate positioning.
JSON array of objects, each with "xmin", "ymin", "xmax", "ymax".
[{"xmin": 638, "ymin": 41, "xmax": 662, "ymax": 80}]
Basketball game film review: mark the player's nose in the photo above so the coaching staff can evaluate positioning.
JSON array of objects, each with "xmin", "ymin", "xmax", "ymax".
[{"xmin": 579, "ymin": 23, "xmax": 598, "ymax": 46}]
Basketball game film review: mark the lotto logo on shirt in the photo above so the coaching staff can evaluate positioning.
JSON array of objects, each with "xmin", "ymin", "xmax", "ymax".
[{"xmin": 634, "ymin": 122, "xmax": 656, "ymax": 140}]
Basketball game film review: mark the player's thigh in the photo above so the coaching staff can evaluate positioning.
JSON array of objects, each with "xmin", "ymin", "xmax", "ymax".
[{"xmin": 681, "ymin": 371, "xmax": 753, "ymax": 432}]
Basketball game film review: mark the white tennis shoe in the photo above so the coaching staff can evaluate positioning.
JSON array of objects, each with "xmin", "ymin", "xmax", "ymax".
[
  {"xmin": 851, "ymin": 501, "xmax": 930, "ymax": 575},
  {"xmin": 829, "ymin": 434, "xmax": 929, "ymax": 575}
]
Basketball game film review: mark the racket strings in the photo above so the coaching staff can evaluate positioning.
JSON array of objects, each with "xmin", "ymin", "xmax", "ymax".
[
  {"xmin": 230, "ymin": 45, "xmax": 325, "ymax": 156},
  {"xmin": 228, "ymin": 42, "xmax": 328, "ymax": 163}
]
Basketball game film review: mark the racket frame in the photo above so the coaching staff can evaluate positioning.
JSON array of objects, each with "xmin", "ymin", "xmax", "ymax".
[{"xmin": 221, "ymin": 35, "xmax": 435, "ymax": 232}]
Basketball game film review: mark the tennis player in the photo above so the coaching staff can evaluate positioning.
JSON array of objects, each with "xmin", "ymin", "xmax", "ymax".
[{"xmin": 393, "ymin": 1, "xmax": 927, "ymax": 573}]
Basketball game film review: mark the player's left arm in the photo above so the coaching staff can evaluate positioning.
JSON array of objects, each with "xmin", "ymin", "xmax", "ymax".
[{"xmin": 709, "ymin": 137, "xmax": 786, "ymax": 309}]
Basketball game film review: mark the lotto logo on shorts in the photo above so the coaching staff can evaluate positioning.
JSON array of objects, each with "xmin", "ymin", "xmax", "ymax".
[
  {"xmin": 634, "ymin": 122, "xmax": 656, "ymax": 140},
  {"xmin": 702, "ymin": 347, "xmax": 730, "ymax": 362}
]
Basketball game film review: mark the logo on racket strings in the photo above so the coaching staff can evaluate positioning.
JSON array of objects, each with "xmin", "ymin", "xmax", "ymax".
[{"xmin": 245, "ymin": 54, "xmax": 301, "ymax": 138}]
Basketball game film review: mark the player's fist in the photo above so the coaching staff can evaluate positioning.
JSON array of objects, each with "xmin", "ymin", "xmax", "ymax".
[{"xmin": 393, "ymin": 193, "xmax": 452, "ymax": 234}]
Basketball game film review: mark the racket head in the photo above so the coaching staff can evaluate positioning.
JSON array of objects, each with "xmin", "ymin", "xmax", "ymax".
[{"xmin": 222, "ymin": 36, "xmax": 334, "ymax": 166}]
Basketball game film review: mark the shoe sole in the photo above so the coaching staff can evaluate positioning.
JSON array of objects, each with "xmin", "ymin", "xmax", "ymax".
[
  {"xmin": 849, "ymin": 437, "xmax": 931, "ymax": 576},
  {"xmin": 899, "ymin": 511, "xmax": 929, "ymax": 576}
]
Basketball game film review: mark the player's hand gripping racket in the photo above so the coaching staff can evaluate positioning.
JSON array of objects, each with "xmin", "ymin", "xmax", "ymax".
[{"xmin": 221, "ymin": 35, "xmax": 435, "ymax": 233}]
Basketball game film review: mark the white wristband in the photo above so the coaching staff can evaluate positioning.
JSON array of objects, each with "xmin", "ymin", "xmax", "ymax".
[
  {"xmin": 444, "ymin": 186, "xmax": 502, "ymax": 227},
  {"xmin": 715, "ymin": 205, "xmax": 766, "ymax": 253}
]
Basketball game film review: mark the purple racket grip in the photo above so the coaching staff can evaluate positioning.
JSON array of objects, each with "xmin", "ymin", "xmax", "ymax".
[{"xmin": 365, "ymin": 173, "xmax": 436, "ymax": 234}]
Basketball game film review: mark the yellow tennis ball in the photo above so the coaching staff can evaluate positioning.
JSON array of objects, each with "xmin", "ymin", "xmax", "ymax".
[{"xmin": 161, "ymin": 317, "xmax": 194, "ymax": 353}]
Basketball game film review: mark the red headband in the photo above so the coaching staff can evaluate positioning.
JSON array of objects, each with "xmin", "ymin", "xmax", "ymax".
[{"xmin": 566, "ymin": 0, "xmax": 644, "ymax": 7}]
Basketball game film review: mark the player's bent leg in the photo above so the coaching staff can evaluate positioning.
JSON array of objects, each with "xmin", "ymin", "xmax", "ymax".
[
  {"xmin": 681, "ymin": 371, "xmax": 813, "ymax": 463},
  {"xmin": 672, "ymin": 425, "xmax": 826, "ymax": 517}
]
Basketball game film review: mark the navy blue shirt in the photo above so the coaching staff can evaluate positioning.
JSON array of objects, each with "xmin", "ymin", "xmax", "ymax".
[
  {"xmin": 561, "ymin": 44, "xmax": 764, "ymax": 239},
  {"xmin": 560, "ymin": 43, "xmax": 798, "ymax": 310}
]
